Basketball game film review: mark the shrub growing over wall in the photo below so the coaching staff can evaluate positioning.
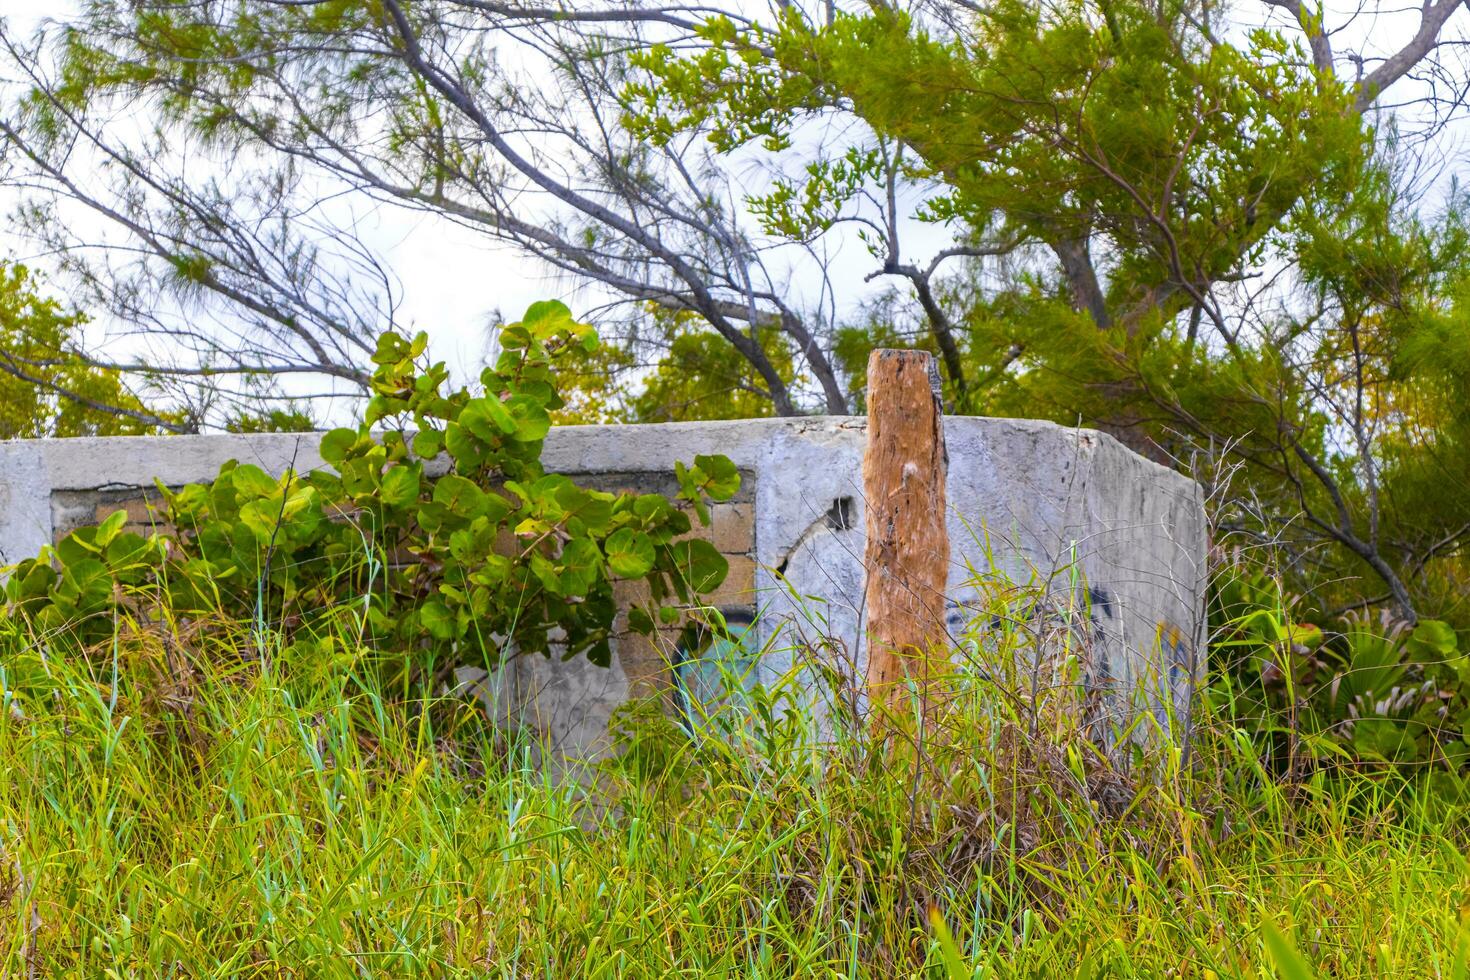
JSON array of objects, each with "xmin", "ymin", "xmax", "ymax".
[{"xmin": 3, "ymin": 302, "xmax": 739, "ymax": 686}]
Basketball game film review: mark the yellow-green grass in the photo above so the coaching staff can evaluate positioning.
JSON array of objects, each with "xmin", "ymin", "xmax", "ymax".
[{"xmin": 1, "ymin": 599, "xmax": 1466, "ymax": 977}]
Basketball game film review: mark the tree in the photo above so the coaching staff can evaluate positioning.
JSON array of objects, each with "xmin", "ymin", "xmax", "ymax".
[
  {"xmin": 0, "ymin": 0, "xmax": 856, "ymax": 419},
  {"xmin": 2, "ymin": 0, "xmax": 1469, "ymax": 618},
  {"xmin": 631, "ymin": 0, "xmax": 1470, "ymax": 622},
  {"xmin": 0, "ymin": 0, "xmax": 1462, "ymax": 417},
  {"xmin": 553, "ymin": 306, "xmax": 797, "ymax": 422},
  {"xmin": 0, "ymin": 261, "xmax": 172, "ymax": 437}
]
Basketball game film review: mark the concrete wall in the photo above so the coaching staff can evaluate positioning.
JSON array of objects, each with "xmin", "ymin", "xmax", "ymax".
[{"xmin": 0, "ymin": 417, "xmax": 1208, "ymax": 756}]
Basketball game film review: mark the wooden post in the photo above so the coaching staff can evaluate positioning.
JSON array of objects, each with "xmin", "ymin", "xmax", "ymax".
[{"xmin": 863, "ymin": 349, "xmax": 950, "ymax": 729}]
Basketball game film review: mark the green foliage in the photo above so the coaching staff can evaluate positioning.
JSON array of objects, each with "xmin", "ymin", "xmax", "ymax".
[
  {"xmin": 223, "ymin": 405, "xmax": 316, "ymax": 433},
  {"xmin": 13, "ymin": 0, "xmax": 1466, "ymax": 639},
  {"xmin": 0, "ymin": 589, "xmax": 1466, "ymax": 974},
  {"xmin": 7, "ymin": 0, "xmax": 1470, "ymax": 794},
  {"xmin": 624, "ymin": 0, "xmax": 1470, "ymax": 626},
  {"xmin": 553, "ymin": 307, "xmax": 797, "ymax": 423},
  {"xmin": 635, "ymin": 0, "xmax": 1470, "ymax": 675},
  {"xmin": 629, "ymin": 327, "xmax": 789, "ymax": 422},
  {"xmin": 1211, "ymin": 557, "xmax": 1470, "ymax": 770},
  {"xmin": 0, "ymin": 262, "xmax": 165, "ymax": 438},
  {"xmin": 1262, "ymin": 922, "xmax": 1319, "ymax": 980},
  {"xmin": 3, "ymin": 301, "xmax": 739, "ymax": 679},
  {"xmin": 631, "ymin": 0, "xmax": 1365, "ymax": 327}
]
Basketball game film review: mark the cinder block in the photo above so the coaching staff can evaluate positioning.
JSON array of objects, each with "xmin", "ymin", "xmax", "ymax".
[
  {"xmin": 710, "ymin": 502, "xmax": 754, "ymax": 554},
  {"xmin": 122, "ymin": 523, "xmax": 173, "ymax": 540},
  {"xmin": 96, "ymin": 497, "xmax": 157, "ymax": 525},
  {"xmin": 612, "ymin": 629, "xmax": 666, "ymax": 698},
  {"xmin": 703, "ymin": 554, "xmax": 757, "ymax": 607}
]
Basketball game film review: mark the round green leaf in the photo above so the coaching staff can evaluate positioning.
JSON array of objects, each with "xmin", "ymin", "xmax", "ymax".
[
  {"xmin": 433, "ymin": 475, "xmax": 488, "ymax": 519},
  {"xmin": 92, "ymin": 509, "xmax": 128, "ymax": 548},
  {"xmin": 605, "ymin": 527, "xmax": 655, "ymax": 578},
  {"xmin": 319, "ymin": 427, "xmax": 357, "ymax": 466},
  {"xmin": 413, "ymin": 427, "xmax": 444, "ymax": 459},
  {"xmin": 508, "ymin": 397, "xmax": 551, "ymax": 442},
  {"xmin": 443, "ymin": 421, "xmax": 487, "ymax": 467},
  {"xmin": 58, "ymin": 557, "xmax": 111, "ymax": 609},
  {"xmin": 694, "ymin": 454, "xmax": 741, "ymax": 500},
  {"xmin": 1409, "ymin": 620, "xmax": 1457, "ymax": 659},
  {"xmin": 461, "ymin": 397, "xmax": 516, "ymax": 440},
  {"xmin": 380, "ymin": 464, "xmax": 421, "ymax": 508},
  {"xmin": 669, "ymin": 538, "xmax": 728, "ymax": 595},
  {"xmin": 227, "ymin": 464, "xmax": 280, "ymax": 500},
  {"xmin": 627, "ymin": 605, "xmax": 656, "ymax": 635},
  {"xmin": 559, "ymin": 538, "xmax": 602, "ymax": 594},
  {"xmin": 420, "ymin": 599, "xmax": 457, "ymax": 641}
]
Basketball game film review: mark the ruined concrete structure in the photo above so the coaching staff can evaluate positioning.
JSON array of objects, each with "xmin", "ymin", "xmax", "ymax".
[{"xmin": 0, "ymin": 417, "xmax": 1207, "ymax": 757}]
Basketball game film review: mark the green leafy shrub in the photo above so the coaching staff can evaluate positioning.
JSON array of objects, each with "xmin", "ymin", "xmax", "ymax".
[
  {"xmin": 1211, "ymin": 556, "xmax": 1470, "ymax": 770},
  {"xmin": 3, "ymin": 301, "xmax": 740, "ymax": 682}
]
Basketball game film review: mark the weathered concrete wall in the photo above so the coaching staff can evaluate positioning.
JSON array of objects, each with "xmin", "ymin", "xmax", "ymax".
[{"xmin": 0, "ymin": 417, "xmax": 1207, "ymax": 757}]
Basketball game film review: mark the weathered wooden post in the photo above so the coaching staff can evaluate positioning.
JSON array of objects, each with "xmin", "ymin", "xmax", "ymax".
[{"xmin": 863, "ymin": 349, "xmax": 951, "ymax": 730}]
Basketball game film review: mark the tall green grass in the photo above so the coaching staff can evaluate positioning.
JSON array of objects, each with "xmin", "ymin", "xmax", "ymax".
[{"xmin": 1, "ymin": 584, "xmax": 1467, "ymax": 977}]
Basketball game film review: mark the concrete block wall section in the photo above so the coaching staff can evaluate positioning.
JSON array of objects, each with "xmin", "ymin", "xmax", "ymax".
[{"xmin": 0, "ymin": 417, "xmax": 1208, "ymax": 758}]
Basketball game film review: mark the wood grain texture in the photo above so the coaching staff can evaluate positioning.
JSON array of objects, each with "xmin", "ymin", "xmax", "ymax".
[{"xmin": 862, "ymin": 349, "xmax": 950, "ymax": 728}]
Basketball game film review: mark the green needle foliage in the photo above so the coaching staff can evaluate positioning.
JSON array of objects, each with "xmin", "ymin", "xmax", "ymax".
[
  {"xmin": 627, "ymin": 0, "xmax": 1470, "ymax": 653},
  {"xmin": 632, "ymin": 0, "xmax": 1362, "ymax": 310}
]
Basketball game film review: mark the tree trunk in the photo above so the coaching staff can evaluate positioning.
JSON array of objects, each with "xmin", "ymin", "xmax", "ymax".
[{"xmin": 863, "ymin": 349, "xmax": 951, "ymax": 731}]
